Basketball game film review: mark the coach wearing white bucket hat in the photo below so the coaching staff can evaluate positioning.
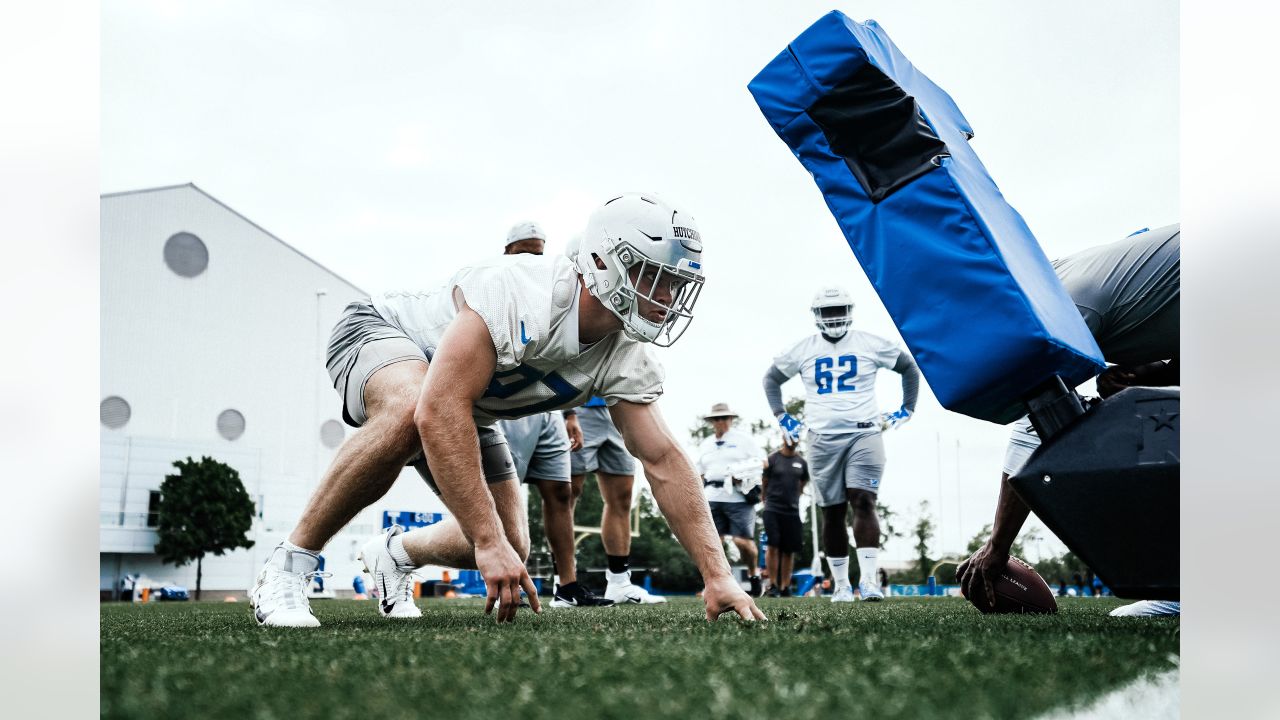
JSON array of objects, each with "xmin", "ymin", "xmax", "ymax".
[{"xmin": 695, "ymin": 402, "xmax": 767, "ymax": 597}]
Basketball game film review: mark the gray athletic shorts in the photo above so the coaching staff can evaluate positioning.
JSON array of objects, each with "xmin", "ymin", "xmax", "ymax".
[
  {"xmin": 1002, "ymin": 417, "xmax": 1040, "ymax": 476},
  {"xmin": 325, "ymin": 300, "xmax": 517, "ymax": 493},
  {"xmin": 806, "ymin": 429, "xmax": 886, "ymax": 507},
  {"xmin": 571, "ymin": 405, "xmax": 636, "ymax": 476},
  {"xmin": 498, "ymin": 412, "xmax": 571, "ymax": 483},
  {"xmin": 709, "ymin": 501, "xmax": 755, "ymax": 538}
]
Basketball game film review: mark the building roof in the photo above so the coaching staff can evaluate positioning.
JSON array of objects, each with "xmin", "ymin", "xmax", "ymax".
[{"xmin": 101, "ymin": 182, "xmax": 365, "ymax": 294}]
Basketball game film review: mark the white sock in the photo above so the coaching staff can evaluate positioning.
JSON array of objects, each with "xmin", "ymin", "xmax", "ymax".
[
  {"xmin": 856, "ymin": 547, "xmax": 879, "ymax": 585},
  {"xmin": 828, "ymin": 556, "xmax": 850, "ymax": 588},
  {"xmin": 387, "ymin": 534, "xmax": 415, "ymax": 570},
  {"xmin": 275, "ymin": 540, "xmax": 319, "ymax": 574},
  {"xmin": 606, "ymin": 569, "xmax": 630, "ymax": 585}
]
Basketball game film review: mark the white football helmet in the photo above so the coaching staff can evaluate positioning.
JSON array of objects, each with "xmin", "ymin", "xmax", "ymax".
[
  {"xmin": 811, "ymin": 286, "xmax": 854, "ymax": 338},
  {"xmin": 575, "ymin": 193, "xmax": 705, "ymax": 346}
]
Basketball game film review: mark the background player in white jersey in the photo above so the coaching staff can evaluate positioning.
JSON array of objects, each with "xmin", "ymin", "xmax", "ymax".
[
  {"xmin": 695, "ymin": 403, "xmax": 767, "ymax": 597},
  {"xmin": 496, "ymin": 222, "xmax": 612, "ymax": 609},
  {"xmin": 250, "ymin": 193, "xmax": 765, "ymax": 627},
  {"xmin": 958, "ymin": 225, "xmax": 1179, "ymax": 618},
  {"xmin": 763, "ymin": 287, "xmax": 919, "ymax": 602}
]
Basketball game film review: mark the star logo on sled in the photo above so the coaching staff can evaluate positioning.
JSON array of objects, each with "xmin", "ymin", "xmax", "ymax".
[{"xmin": 1149, "ymin": 408, "xmax": 1178, "ymax": 432}]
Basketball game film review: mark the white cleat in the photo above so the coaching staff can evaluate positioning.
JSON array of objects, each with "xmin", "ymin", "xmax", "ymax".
[
  {"xmin": 604, "ymin": 570, "xmax": 667, "ymax": 604},
  {"xmin": 858, "ymin": 580, "xmax": 884, "ymax": 602},
  {"xmin": 1109, "ymin": 600, "xmax": 1180, "ymax": 617},
  {"xmin": 359, "ymin": 525, "xmax": 423, "ymax": 619},
  {"xmin": 250, "ymin": 544, "xmax": 327, "ymax": 628},
  {"xmin": 831, "ymin": 585, "xmax": 856, "ymax": 603}
]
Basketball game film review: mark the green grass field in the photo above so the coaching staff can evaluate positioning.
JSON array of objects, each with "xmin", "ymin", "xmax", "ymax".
[{"xmin": 101, "ymin": 596, "xmax": 1178, "ymax": 720}]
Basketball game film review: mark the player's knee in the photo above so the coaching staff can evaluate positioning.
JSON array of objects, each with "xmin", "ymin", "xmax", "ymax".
[
  {"xmin": 543, "ymin": 482, "xmax": 573, "ymax": 507},
  {"xmin": 366, "ymin": 399, "xmax": 420, "ymax": 456},
  {"xmin": 601, "ymin": 483, "xmax": 632, "ymax": 509},
  {"xmin": 849, "ymin": 491, "xmax": 876, "ymax": 515}
]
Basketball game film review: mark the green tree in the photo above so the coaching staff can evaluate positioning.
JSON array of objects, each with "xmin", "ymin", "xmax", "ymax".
[
  {"xmin": 910, "ymin": 500, "xmax": 936, "ymax": 582},
  {"xmin": 965, "ymin": 523, "xmax": 1035, "ymax": 557},
  {"xmin": 877, "ymin": 501, "xmax": 903, "ymax": 550},
  {"xmin": 154, "ymin": 456, "xmax": 256, "ymax": 600},
  {"xmin": 1032, "ymin": 549, "xmax": 1089, "ymax": 589}
]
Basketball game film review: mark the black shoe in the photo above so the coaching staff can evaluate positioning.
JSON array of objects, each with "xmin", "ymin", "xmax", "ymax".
[
  {"xmin": 765, "ymin": 586, "xmax": 782, "ymax": 598},
  {"xmin": 780, "ymin": 587, "xmax": 792, "ymax": 598},
  {"xmin": 749, "ymin": 575, "xmax": 763, "ymax": 598},
  {"xmin": 551, "ymin": 582, "xmax": 615, "ymax": 608}
]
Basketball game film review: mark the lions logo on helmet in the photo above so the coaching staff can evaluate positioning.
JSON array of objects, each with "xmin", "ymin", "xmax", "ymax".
[
  {"xmin": 574, "ymin": 193, "xmax": 705, "ymax": 347},
  {"xmin": 811, "ymin": 286, "xmax": 854, "ymax": 339}
]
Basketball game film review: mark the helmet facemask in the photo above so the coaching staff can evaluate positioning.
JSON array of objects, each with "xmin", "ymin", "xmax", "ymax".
[
  {"xmin": 813, "ymin": 304, "xmax": 852, "ymax": 338},
  {"xmin": 608, "ymin": 244, "xmax": 704, "ymax": 347}
]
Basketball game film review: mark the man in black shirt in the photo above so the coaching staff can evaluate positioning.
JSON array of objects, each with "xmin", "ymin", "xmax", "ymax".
[{"xmin": 761, "ymin": 435, "xmax": 809, "ymax": 597}]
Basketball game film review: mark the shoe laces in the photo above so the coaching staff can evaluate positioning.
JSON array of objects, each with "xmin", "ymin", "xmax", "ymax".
[
  {"xmin": 379, "ymin": 566, "xmax": 415, "ymax": 604},
  {"xmin": 263, "ymin": 566, "xmax": 330, "ymax": 610}
]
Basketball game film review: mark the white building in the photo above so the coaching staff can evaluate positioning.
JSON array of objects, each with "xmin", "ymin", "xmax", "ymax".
[{"xmin": 100, "ymin": 183, "xmax": 448, "ymax": 599}]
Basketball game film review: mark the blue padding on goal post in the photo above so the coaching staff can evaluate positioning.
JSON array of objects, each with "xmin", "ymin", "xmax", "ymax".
[{"xmin": 748, "ymin": 12, "xmax": 1104, "ymax": 424}]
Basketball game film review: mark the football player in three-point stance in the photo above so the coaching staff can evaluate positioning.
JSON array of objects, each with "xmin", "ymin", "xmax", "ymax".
[
  {"xmin": 763, "ymin": 287, "xmax": 919, "ymax": 602},
  {"xmin": 250, "ymin": 193, "xmax": 764, "ymax": 627}
]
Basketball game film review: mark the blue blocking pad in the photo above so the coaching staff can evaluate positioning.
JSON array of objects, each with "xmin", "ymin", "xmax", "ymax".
[{"xmin": 748, "ymin": 12, "xmax": 1105, "ymax": 424}]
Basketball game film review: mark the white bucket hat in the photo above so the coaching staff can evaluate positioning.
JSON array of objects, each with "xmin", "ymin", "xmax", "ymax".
[{"xmin": 703, "ymin": 402, "xmax": 739, "ymax": 421}]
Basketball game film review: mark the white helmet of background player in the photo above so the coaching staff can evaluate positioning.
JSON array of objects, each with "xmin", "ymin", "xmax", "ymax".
[
  {"xmin": 811, "ymin": 286, "xmax": 854, "ymax": 338},
  {"xmin": 575, "ymin": 193, "xmax": 705, "ymax": 347}
]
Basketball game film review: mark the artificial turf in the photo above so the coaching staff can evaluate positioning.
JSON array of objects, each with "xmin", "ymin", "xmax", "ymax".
[{"xmin": 101, "ymin": 596, "xmax": 1178, "ymax": 720}]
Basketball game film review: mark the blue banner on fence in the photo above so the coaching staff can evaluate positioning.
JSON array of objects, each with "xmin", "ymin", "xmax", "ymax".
[{"xmin": 382, "ymin": 511, "xmax": 444, "ymax": 530}]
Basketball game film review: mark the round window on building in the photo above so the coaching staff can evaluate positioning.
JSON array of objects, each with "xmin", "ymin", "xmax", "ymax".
[
  {"xmin": 100, "ymin": 396, "xmax": 131, "ymax": 429},
  {"xmin": 163, "ymin": 232, "xmax": 209, "ymax": 277},
  {"xmin": 320, "ymin": 419, "xmax": 345, "ymax": 449},
  {"xmin": 217, "ymin": 409, "xmax": 246, "ymax": 440}
]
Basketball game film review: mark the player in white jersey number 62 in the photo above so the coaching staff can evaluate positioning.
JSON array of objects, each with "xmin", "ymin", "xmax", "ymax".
[
  {"xmin": 763, "ymin": 287, "xmax": 919, "ymax": 602},
  {"xmin": 250, "ymin": 193, "xmax": 764, "ymax": 627}
]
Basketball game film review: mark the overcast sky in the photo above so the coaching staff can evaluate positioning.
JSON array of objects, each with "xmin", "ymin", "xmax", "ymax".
[{"xmin": 102, "ymin": 1, "xmax": 1178, "ymax": 565}]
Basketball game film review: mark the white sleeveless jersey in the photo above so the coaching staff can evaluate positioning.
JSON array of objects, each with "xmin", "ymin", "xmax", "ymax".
[
  {"xmin": 372, "ymin": 254, "xmax": 664, "ymax": 423},
  {"xmin": 772, "ymin": 330, "xmax": 901, "ymax": 434}
]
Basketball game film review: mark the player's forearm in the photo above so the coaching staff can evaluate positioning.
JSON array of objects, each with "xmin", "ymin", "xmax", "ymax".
[
  {"xmin": 893, "ymin": 352, "xmax": 919, "ymax": 413},
  {"xmin": 418, "ymin": 399, "xmax": 504, "ymax": 547},
  {"xmin": 762, "ymin": 366, "xmax": 788, "ymax": 417},
  {"xmin": 644, "ymin": 452, "xmax": 733, "ymax": 581},
  {"xmin": 988, "ymin": 474, "xmax": 1031, "ymax": 556}
]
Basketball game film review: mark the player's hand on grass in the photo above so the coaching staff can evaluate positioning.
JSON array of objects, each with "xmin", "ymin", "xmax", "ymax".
[
  {"xmin": 702, "ymin": 575, "xmax": 767, "ymax": 622},
  {"xmin": 776, "ymin": 412, "xmax": 804, "ymax": 443},
  {"xmin": 957, "ymin": 541, "xmax": 1009, "ymax": 610},
  {"xmin": 879, "ymin": 406, "xmax": 912, "ymax": 431},
  {"xmin": 564, "ymin": 413, "xmax": 584, "ymax": 451},
  {"xmin": 475, "ymin": 539, "xmax": 541, "ymax": 623}
]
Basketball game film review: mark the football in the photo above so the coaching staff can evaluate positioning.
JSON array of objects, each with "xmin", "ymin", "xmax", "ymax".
[{"xmin": 961, "ymin": 556, "xmax": 1058, "ymax": 614}]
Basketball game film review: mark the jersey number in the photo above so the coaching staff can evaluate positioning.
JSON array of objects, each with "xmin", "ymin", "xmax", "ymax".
[
  {"xmin": 483, "ymin": 365, "xmax": 582, "ymax": 417},
  {"xmin": 814, "ymin": 355, "xmax": 857, "ymax": 395}
]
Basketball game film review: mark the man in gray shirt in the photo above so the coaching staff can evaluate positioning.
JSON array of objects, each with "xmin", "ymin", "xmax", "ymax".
[{"xmin": 959, "ymin": 225, "xmax": 1180, "ymax": 616}]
